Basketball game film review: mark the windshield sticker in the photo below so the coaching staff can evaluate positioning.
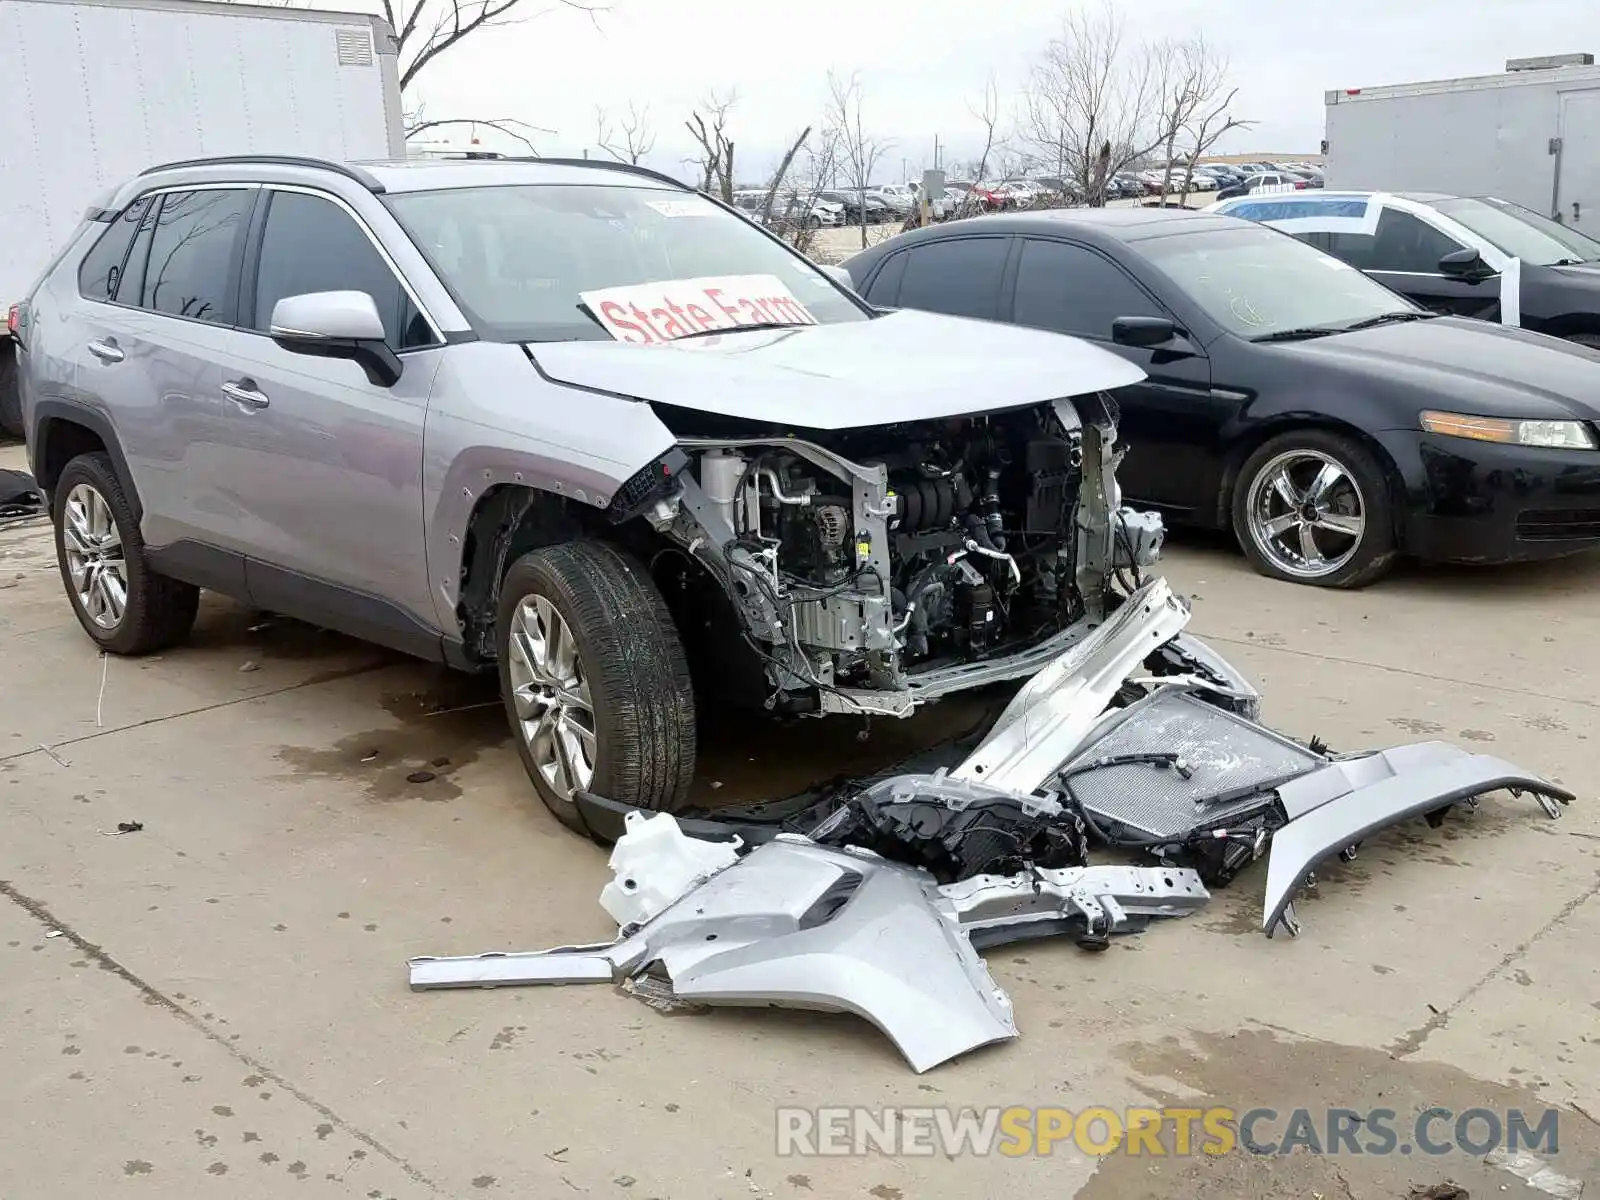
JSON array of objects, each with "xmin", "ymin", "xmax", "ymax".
[
  {"xmin": 645, "ymin": 199, "xmax": 716, "ymax": 218},
  {"xmin": 580, "ymin": 274, "xmax": 818, "ymax": 344}
]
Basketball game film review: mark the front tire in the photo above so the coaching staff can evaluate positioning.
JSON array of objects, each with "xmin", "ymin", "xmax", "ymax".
[
  {"xmin": 53, "ymin": 452, "xmax": 199, "ymax": 653},
  {"xmin": 496, "ymin": 540, "xmax": 696, "ymax": 834},
  {"xmin": 1232, "ymin": 430, "xmax": 1397, "ymax": 588}
]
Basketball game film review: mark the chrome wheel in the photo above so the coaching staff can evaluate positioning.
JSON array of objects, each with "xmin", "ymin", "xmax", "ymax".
[
  {"xmin": 506, "ymin": 594, "xmax": 597, "ymax": 803},
  {"xmin": 62, "ymin": 483, "xmax": 128, "ymax": 630},
  {"xmin": 1245, "ymin": 449, "xmax": 1366, "ymax": 580}
]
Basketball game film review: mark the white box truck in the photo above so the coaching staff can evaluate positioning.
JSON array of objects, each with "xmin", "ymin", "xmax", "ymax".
[
  {"xmin": 1324, "ymin": 53, "xmax": 1600, "ymax": 223},
  {"xmin": 0, "ymin": 0, "xmax": 406, "ymax": 435}
]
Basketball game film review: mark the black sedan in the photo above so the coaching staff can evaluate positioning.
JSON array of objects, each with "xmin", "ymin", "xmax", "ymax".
[{"xmin": 842, "ymin": 209, "xmax": 1600, "ymax": 587}]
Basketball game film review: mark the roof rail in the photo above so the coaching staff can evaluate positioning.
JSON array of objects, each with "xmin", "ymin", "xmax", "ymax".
[
  {"xmin": 490, "ymin": 156, "xmax": 692, "ymax": 192},
  {"xmin": 138, "ymin": 155, "xmax": 386, "ymax": 193}
]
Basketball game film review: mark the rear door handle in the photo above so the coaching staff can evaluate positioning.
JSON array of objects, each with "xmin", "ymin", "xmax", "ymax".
[
  {"xmin": 86, "ymin": 339, "xmax": 124, "ymax": 364},
  {"xmin": 221, "ymin": 379, "xmax": 270, "ymax": 409}
]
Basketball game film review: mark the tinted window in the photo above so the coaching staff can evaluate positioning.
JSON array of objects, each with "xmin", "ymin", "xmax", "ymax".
[
  {"xmin": 1369, "ymin": 208, "xmax": 1465, "ymax": 273},
  {"xmin": 140, "ymin": 189, "xmax": 253, "ymax": 324},
  {"xmin": 1012, "ymin": 239, "xmax": 1162, "ymax": 339},
  {"xmin": 254, "ymin": 191, "xmax": 430, "ymax": 349},
  {"xmin": 894, "ymin": 238, "xmax": 1008, "ymax": 321},
  {"xmin": 1323, "ymin": 231, "xmax": 1376, "ymax": 270},
  {"xmin": 77, "ymin": 197, "xmax": 151, "ymax": 302},
  {"xmin": 861, "ymin": 252, "xmax": 906, "ymax": 306}
]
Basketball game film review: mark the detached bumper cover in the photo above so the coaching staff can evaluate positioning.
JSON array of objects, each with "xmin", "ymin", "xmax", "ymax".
[
  {"xmin": 1263, "ymin": 742, "xmax": 1573, "ymax": 936},
  {"xmin": 410, "ymin": 826, "xmax": 1208, "ymax": 1072}
]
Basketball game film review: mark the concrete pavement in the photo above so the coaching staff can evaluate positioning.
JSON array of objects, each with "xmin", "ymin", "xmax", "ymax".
[{"xmin": 2, "ymin": 441, "xmax": 1597, "ymax": 1199}]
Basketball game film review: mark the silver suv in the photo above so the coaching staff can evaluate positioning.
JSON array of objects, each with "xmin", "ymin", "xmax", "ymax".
[{"xmin": 15, "ymin": 155, "xmax": 1165, "ymax": 830}]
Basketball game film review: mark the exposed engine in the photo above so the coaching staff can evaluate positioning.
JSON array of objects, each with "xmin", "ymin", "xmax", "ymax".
[{"xmin": 646, "ymin": 396, "xmax": 1160, "ymax": 717}]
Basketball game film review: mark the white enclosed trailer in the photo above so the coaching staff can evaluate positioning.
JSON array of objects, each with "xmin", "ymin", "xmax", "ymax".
[
  {"xmin": 0, "ymin": 0, "xmax": 405, "ymax": 435},
  {"xmin": 1324, "ymin": 54, "xmax": 1600, "ymax": 223}
]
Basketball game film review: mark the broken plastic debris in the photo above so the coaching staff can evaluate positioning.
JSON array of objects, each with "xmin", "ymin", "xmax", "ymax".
[
  {"xmin": 599, "ymin": 811, "xmax": 741, "ymax": 928},
  {"xmin": 115, "ymin": 821, "xmax": 144, "ymax": 834}
]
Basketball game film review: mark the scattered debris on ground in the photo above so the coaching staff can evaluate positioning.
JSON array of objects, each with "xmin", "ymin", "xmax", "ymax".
[{"xmin": 406, "ymin": 600, "xmax": 1572, "ymax": 1070}]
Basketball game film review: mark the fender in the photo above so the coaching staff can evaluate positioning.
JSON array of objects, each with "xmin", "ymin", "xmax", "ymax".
[{"xmin": 31, "ymin": 399, "xmax": 141, "ymax": 519}]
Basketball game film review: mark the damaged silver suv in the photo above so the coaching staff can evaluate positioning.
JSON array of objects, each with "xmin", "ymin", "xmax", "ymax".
[{"xmin": 18, "ymin": 155, "xmax": 1175, "ymax": 828}]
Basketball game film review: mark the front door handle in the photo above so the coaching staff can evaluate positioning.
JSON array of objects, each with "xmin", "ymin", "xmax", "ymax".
[
  {"xmin": 86, "ymin": 339, "xmax": 124, "ymax": 364},
  {"xmin": 222, "ymin": 379, "xmax": 270, "ymax": 410}
]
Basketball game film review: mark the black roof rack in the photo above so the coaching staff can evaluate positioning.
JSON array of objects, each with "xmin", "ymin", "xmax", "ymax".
[{"xmin": 138, "ymin": 155, "xmax": 386, "ymax": 193}]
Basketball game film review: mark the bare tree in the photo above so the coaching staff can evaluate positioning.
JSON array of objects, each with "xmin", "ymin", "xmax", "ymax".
[
  {"xmin": 686, "ymin": 91, "xmax": 738, "ymax": 202},
  {"xmin": 825, "ymin": 71, "xmax": 890, "ymax": 248},
  {"xmin": 382, "ymin": 0, "xmax": 604, "ymax": 95},
  {"xmin": 1148, "ymin": 35, "xmax": 1250, "ymax": 206},
  {"xmin": 1021, "ymin": 0, "xmax": 1165, "ymax": 206},
  {"xmin": 765, "ymin": 125, "xmax": 843, "ymax": 257},
  {"xmin": 595, "ymin": 101, "xmax": 657, "ymax": 165},
  {"xmin": 1175, "ymin": 48, "xmax": 1252, "ymax": 205},
  {"xmin": 405, "ymin": 112, "xmax": 549, "ymax": 152}
]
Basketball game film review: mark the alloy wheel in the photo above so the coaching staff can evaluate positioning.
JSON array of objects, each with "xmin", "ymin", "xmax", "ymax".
[
  {"xmin": 506, "ymin": 594, "xmax": 598, "ymax": 803},
  {"xmin": 1245, "ymin": 449, "xmax": 1366, "ymax": 580},
  {"xmin": 62, "ymin": 482, "xmax": 129, "ymax": 629}
]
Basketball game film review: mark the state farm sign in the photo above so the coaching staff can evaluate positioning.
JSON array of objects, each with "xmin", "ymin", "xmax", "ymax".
[{"xmin": 579, "ymin": 274, "xmax": 818, "ymax": 345}]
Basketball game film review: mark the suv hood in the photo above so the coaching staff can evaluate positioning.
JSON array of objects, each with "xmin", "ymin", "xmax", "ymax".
[
  {"xmin": 526, "ymin": 309, "xmax": 1145, "ymax": 429},
  {"xmin": 1276, "ymin": 317, "xmax": 1600, "ymax": 420}
]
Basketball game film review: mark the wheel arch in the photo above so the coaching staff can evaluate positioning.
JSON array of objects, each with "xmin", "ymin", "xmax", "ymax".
[
  {"xmin": 1215, "ymin": 415, "xmax": 1410, "ymax": 547},
  {"xmin": 32, "ymin": 402, "xmax": 138, "ymax": 519}
]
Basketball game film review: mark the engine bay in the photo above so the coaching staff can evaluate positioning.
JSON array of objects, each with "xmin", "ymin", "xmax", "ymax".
[{"xmin": 645, "ymin": 395, "xmax": 1162, "ymax": 716}]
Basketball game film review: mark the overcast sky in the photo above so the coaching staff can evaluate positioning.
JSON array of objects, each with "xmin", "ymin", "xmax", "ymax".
[{"xmin": 389, "ymin": 0, "xmax": 1600, "ymax": 180}]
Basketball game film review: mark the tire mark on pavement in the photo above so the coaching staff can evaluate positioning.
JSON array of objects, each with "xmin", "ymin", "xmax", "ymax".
[{"xmin": 0, "ymin": 878, "xmax": 441, "ymax": 1193}]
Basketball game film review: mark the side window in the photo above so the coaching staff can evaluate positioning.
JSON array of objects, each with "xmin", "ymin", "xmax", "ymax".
[
  {"xmin": 1012, "ymin": 239, "xmax": 1163, "ymax": 340},
  {"xmin": 253, "ymin": 190, "xmax": 431, "ymax": 349},
  {"xmin": 77, "ymin": 197, "xmax": 152, "ymax": 302},
  {"xmin": 895, "ymin": 238, "xmax": 1009, "ymax": 321},
  {"xmin": 139, "ymin": 189, "xmax": 254, "ymax": 325},
  {"xmin": 1370, "ymin": 208, "xmax": 1466, "ymax": 274},
  {"xmin": 862, "ymin": 251, "xmax": 906, "ymax": 306},
  {"xmin": 1322, "ymin": 230, "xmax": 1377, "ymax": 270}
]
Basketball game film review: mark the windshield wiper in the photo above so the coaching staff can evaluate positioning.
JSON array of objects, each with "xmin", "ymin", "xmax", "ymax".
[
  {"xmin": 672, "ymin": 321, "xmax": 809, "ymax": 341},
  {"xmin": 1250, "ymin": 326, "xmax": 1342, "ymax": 343},
  {"xmin": 1341, "ymin": 311, "xmax": 1436, "ymax": 331}
]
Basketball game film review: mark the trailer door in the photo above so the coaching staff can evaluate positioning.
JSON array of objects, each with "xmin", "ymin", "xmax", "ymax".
[{"xmin": 1557, "ymin": 90, "xmax": 1600, "ymax": 230}]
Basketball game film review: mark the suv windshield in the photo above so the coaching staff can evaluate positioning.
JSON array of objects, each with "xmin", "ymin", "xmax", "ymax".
[
  {"xmin": 1140, "ymin": 225, "xmax": 1421, "ymax": 338},
  {"xmin": 383, "ymin": 183, "xmax": 868, "ymax": 342},
  {"xmin": 1426, "ymin": 196, "xmax": 1600, "ymax": 266}
]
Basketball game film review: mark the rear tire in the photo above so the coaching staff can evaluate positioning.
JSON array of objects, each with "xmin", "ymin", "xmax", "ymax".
[
  {"xmin": 1231, "ymin": 430, "xmax": 1397, "ymax": 588},
  {"xmin": 496, "ymin": 539, "xmax": 696, "ymax": 835},
  {"xmin": 0, "ymin": 344, "xmax": 21, "ymax": 439},
  {"xmin": 52, "ymin": 452, "xmax": 199, "ymax": 653}
]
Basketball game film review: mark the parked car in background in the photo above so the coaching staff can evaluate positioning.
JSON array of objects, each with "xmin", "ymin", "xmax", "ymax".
[
  {"xmin": 1214, "ymin": 190, "xmax": 1600, "ymax": 346},
  {"xmin": 870, "ymin": 186, "xmax": 913, "ymax": 217},
  {"xmin": 842, "ymin": 208, "xmax": 1600, "ymax": 587},
  {"xmin": 1215, "ymin": 171, "xmax": 1308, "ymax": 201},
  {"xmin": 16, "ymin": 154, "xmax": 1161, "ymax": 828}
]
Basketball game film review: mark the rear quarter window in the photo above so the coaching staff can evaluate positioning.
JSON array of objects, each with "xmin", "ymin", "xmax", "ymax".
[{"xmin": 77, "ymin": 197, "xmax": 152, "ymax": 302}]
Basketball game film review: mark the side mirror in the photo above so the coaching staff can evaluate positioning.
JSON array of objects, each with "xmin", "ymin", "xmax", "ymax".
[
  {"xmin": 819, "ymin": 264, "xmax": 856, "ymax": 290},
  {"xmin": 269, "ymin": 291, "xmax": 402, "ymax": 387},
  {"xmin": 1112, "ymin": 315, "xmax": 1178, "ymax": 348},
  {"xmin": 1438, "ymin": 247, "xmax": 1490, "ymax": 280}
]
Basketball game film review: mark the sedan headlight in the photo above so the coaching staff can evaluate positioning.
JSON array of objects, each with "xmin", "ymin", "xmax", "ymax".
[{"xmin": 1420, "ymin": 411, "xmax": 1598, "ymax": 450}]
